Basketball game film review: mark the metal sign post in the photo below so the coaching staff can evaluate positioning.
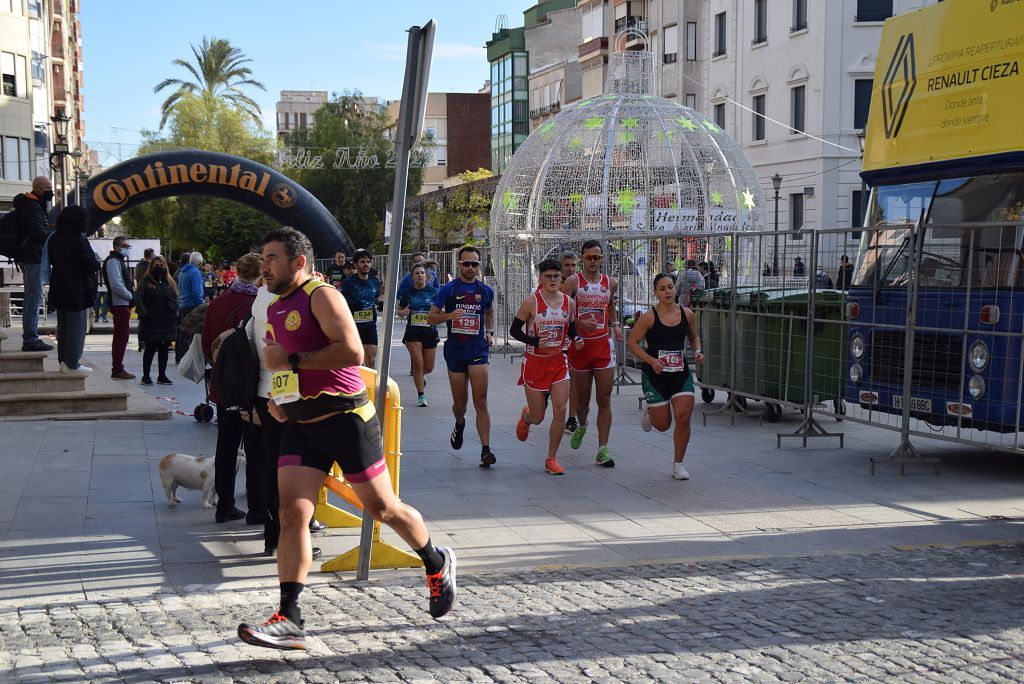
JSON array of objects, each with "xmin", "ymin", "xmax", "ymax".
[{"xmin": 358, "ymin": 20, "xmax": 435, "ymax": 582}]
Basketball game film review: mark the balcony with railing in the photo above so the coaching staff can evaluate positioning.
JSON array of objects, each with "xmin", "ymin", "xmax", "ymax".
[
  {"xmin": 614, "ymin": 16, "xmax": 647, "ymax": 34},
  {"xmin": 578, "ymin": 37, "xmax": 608, "ymax": 60}
]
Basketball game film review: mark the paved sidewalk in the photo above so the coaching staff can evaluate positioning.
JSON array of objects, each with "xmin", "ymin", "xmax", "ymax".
[{"xmin": 1, "ymin": 324, "xmax": 1023, "ymax": 680}]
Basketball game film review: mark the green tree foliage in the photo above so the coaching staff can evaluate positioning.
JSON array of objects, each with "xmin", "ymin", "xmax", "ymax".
[
  {"xmin": 425, "ymin": 172, "xmax": 493, "ymax": 248},
  {"xmin": 120, "ymin": 95, "xmax": 276, "ymax": 257},
  {"xmin": 283, "ymin": 93, "xmax": 425, "ymax": 250},
  {"xmin": 154, "ymin": 36, "xmax": 266, "ymax": 130}
]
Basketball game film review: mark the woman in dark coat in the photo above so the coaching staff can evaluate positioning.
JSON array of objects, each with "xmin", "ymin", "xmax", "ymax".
[
  {"xmin": 47, "ymin": 206, "xmax": 100, "ymax": 373},
  {"xmin": 135, "ymin": 255, "xmax": 179, "ymax": 385}
]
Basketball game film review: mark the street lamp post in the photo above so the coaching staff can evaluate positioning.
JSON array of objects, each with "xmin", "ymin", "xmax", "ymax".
[
  {"xmin": 71, "ymin": 147, "xmax": 84, "ymax": 206},
  {"xmin": 856, "ymin": 129, "xmax": 867, "ymax": 237},
  {"xmin": 49, "ymin": 107, "xmax": 72, "ymax": 211},
  {"xmin": 771, "ymin": 172, "xmax": 782, "ymax": 276}
]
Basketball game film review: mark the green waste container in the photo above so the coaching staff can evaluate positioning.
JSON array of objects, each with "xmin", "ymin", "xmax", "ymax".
[
  {"xmin": 692, "ymin": 287, "xmax": 846, "ymax": 415},
  {"xmin": 759, "ymin": 288, "xmax": 847, "ymax": 414}
]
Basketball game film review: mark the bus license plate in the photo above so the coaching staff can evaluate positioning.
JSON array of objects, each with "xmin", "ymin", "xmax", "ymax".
[{"xmin": 893, "ymin": 396, "xmax": 931, "ymax": 412}]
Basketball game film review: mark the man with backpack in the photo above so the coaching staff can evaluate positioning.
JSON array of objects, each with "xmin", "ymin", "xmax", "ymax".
[
  {"xmin": 5, "ymin": 177, "xmax": 56, "ymax": 351},
  {"xmin": 202, "ymin": 253, "xmax": 266, "ymax": 525}
]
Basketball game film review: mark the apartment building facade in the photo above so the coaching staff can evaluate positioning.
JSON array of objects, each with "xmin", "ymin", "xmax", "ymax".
[
  {"xmin": 275, "ymin": 90, "xmax": 327, "ymax": 143},
  {"xmin": 1, "ymin": 0, "xmax": 87, "ymax": 210},
  {"xmin": 706, "ymin": 0, "xmax": 937, "ymax": 240},
  {"xmin": 525, "ymin": 3, "xmax": 582, "ymax": 132},
  {"xmin": 387, "ymin": 92, "xmax": 490, "ymax": 194}
]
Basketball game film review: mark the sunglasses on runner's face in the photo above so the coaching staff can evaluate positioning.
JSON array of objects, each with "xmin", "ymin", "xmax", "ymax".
[
  {"xmin": 584, "ymin": 254, "xmax": 603, "ymax": 262},
  {"xmin": 460, "ymin": 260, "xmax": 480, "ymax": 267},
  {"xmin": 541, "ymin": 273, "xmax": 561, "ymax": 280}
]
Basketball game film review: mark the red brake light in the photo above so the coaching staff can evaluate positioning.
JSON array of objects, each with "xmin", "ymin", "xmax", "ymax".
[
  {"xmin": 980, "ymin": 305, "xmax": 1000, "ymax": 324},
  {"xmin": 846, "ymin": 302, "xmax": 860, "ymax": 319}
]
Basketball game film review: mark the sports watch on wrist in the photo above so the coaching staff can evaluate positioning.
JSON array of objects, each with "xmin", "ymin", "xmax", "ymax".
[{"xmin": 288, "ymin": 352, "xmax": 300, "ymax": 374}]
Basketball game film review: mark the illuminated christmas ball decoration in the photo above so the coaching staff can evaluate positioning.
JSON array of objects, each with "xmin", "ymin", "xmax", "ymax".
[{"xmin": 489, "ymin": 40, "xmax": 766, "ymax": 307}]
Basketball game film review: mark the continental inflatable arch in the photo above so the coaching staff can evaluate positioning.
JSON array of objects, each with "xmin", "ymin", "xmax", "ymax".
[{"xmin": 84, "ymin": 150, "xmax": 355, "ymax": 256}]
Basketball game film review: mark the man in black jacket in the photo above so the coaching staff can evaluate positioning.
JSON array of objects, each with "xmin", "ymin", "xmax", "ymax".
[{"xmin": 13, "ymin": 177, "xmax": 55, "ymax": 351}]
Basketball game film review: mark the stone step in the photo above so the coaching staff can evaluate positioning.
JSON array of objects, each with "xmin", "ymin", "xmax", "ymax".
[
  {"xmin": 0, "ymin": 370, "xmax": 86, "ymax": 395},
  {"xmin": 0, "ymin": 389, "xmax": 128, "ymax": 416},
  {"xmin": 0, "ymin": 351, "xmax": 46, "ymax": 373}
]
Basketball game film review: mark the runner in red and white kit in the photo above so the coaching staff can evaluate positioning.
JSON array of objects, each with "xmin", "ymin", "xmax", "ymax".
[
  {"xmin": 510, "ymin": 259, "xmax": 579, "ymax": 475},
  {"xmin": 561, "ymin": 239, "xmax": 622, "ymax": 467},
  {"xmin": 559, "ymin": 252, "xmax": 580, "ymax": 434}
]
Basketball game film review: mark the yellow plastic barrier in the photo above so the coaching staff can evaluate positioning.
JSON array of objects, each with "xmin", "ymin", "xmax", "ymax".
[{"xmin": 318, "ymin": 366, "xmax": 421, "ymax": 572}]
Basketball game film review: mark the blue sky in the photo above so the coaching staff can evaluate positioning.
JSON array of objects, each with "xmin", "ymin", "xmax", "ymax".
[{"xmin": 82, "ymin": 1, "xmax": 532, "ymax": 166}]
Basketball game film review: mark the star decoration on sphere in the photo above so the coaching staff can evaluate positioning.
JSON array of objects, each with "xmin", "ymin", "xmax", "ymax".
[
  {"xmin": 741, "ymin": 189, "xmax": 756, "ymax": 209},
  {"xmin": 503, "ymin": 191, "xmax": 519, "ymax": 211},
  {"xmin": 569, "ymin": 192, "xmax": 584, "ymax": 205},
  {"xmin": 618, "ymin": 131, "xmax": 636, "ymax": 144},
  {"xmin": 542, "ymin": 199, "xmax": 555, "ymax": 214},
  {"xmin": 615, "ymin": 188, "xmax": 638, "ymax": 216},
  {"xmin": 669, "ymin": 200, "xmax": 679, "ymax": 209},
  {"xmin": 583, "ymin": 116, "xmax": 605, "ymax": 130},
  {"xmin": 577, "ymin": 98, "xmax": 594, "ymax": 107},
  {"xmin": 702, "ymin": 120, "xmax": 721, "ymax": 134},
  {"xmin": 655, "ymin": 130, "xmax": 675, "ymax": 141},
  {"xmin": 711, "ymin": 190, "xmax": 724, "ymax": 206},
  {"xmin": 537, "ymin": 121, "xmax": 557, "ymax": 137},
  {"xmin": 621, "ymin": 116, "xmax": 639, "ymax": 129},
  {"xmin": 569, "ymin": 136, "xmax": 584, "ymax": 150},
  {"xmin": 676, "ymin": 117, "xmax": 698, "ymax": 131}
]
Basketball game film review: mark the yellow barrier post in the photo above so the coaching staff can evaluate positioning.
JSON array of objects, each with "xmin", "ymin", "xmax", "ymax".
[{"xmin": 319, "ymin": 367, "xmax": 421, "ymax": 572}]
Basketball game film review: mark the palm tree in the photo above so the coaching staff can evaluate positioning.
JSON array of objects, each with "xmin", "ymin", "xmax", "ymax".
[{"xmin": 154, "ymin": 37, "xmax": 266, "ymax": 129}]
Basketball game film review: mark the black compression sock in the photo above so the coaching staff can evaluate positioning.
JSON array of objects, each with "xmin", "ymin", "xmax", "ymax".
[
  {"xmin": 415, "ymin": 539, "xmax": 445, "ymax": 574},
  {"xmin": 279, "ymin": 581, "xmax": 304, "ymax": 624}
]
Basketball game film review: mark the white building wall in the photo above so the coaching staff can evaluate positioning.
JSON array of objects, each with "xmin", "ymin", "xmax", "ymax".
[{"xmin": 706, "ymin": 0, "xmax": 938, "ymax": 248}]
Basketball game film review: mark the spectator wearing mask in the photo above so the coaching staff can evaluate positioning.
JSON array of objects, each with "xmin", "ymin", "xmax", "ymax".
[
  {"xmin": 815, "ymin": 266, "xmax": 834, "ymax": 289},
  {"xmin": 665, "ymin": 261, "xmax": 679, "ymax": 282},
  {"xmin": 46, "ymin": 206, "xmax": 99, "ymax": 374},
  {"xmin": 176, "ymin": 251, "xmax": 205, "ymax": 363},
  {"xmin": 134, "ymin": 248, "xmax": 155, "ymax": 351},
  {"xmin": 103, "ymin": 236, "xmax": 136, "ymax": 380},
  {"xmin": 674, "ymin": 260, "xmax": 705, "ymax": 307},
  {"xmin": 13, "ymin": 176, "xmax": 55, "ymax": 351},
  {"xmin": 202, "ymin": 253, "xmax": 265, "ymax": 525},
  {"xmin": 135, "ymin": 256, "xmax": 179, "ymax": 385}
]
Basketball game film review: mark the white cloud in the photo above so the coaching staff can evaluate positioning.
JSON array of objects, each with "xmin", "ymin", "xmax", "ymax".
[{"xmin": 360, "ymin": 41, "xmax": 484, "ymax": 63}]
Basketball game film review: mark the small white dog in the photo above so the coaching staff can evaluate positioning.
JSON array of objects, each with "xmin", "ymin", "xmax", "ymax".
[{"xmin": 159, "ymin": 449, "xmax": 246, "ymax": 508}]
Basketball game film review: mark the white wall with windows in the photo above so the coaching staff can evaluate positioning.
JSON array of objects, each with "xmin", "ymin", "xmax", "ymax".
[{"xmin": 705, "ymin": 0, "xmax": 939, "ymax": 245}]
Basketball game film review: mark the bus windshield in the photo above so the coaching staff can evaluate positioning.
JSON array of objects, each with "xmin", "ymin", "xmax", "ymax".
[{"xmin": 853, "ymin": 172, "xmax": 1024, "ymax": 288}]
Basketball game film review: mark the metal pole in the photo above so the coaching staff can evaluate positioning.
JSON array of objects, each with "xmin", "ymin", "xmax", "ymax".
[
  {"xmin": 357, "ymin": 22, "xmax": 435, "ymax": 581},
  {"xmin": 773, "ymin": 187, "xmax": 780, "ymax": 276}
]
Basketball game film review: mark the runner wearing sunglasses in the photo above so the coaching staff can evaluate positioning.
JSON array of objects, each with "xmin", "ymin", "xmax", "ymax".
[
  {"xmin": 561, "ymin": 239, "xmax": 622, "ymax": 468},
  {"xmin": 428, "ymin": 246, "xmax": 497, "ymax": 467}
]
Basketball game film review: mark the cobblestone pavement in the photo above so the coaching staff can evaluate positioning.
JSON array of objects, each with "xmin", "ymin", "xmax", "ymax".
[{"xmin": 2, "ymin": 543, "xmax": 1022, "ymax": 683}]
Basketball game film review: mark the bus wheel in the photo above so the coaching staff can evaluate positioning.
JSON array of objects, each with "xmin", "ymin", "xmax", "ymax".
[
  {"xmin": 833, "ymin": 399, "xmax": 846, "ymax": 422},
  {"xmin": 701, "ymin": 387, "xmax": 715, "ymax": 404}
]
